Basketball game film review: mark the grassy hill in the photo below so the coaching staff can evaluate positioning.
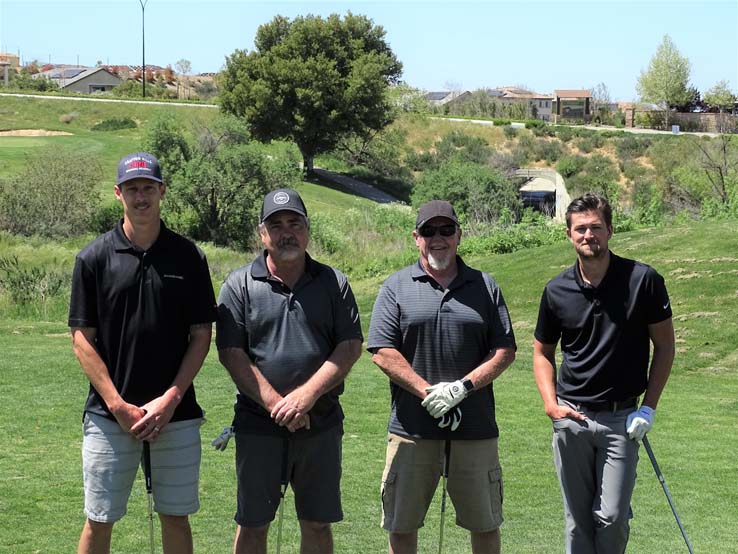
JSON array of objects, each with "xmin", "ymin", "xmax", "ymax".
[
  {"xmin": 1, "ymin": 214, "xmax": 737, "ymax": 553},
  {"xmin": 1, "ymin": 94, "xmax": 737, "ymax": 553}
]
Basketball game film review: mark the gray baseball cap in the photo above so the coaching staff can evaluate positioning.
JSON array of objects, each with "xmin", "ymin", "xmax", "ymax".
[
  {"xmin": 116, "ymin": 152, "xmax": 163, "ymax": 186},
  {"xmin": 260, "ymin": 188, "xmax": 308, "ymax": 222}
]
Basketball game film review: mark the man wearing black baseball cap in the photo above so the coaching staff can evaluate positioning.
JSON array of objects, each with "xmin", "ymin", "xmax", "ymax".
[
  {"xmin": 217, "ymin": 188, "xmax": 363, "ymax": 554},
  {"xmin": 368, "ymin": 199, "xmax": 517, "ymax": 554},
  {"xmin": 69, "ymin": 152, "xmax": 216, "ymax": 554}
]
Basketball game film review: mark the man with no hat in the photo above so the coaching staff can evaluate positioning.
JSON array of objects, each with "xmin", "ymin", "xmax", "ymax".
[
  {"xmin": 533, "ymin": 193, "xmax": 675, "ymax": 553},
  {"xmin": 69, "ymin": 152, "xmax": 217, "ymax": 554},
  {"xmin": 216, "ymin": 188, "xmax": 363, "ymax": 554},
  {"xmin": 367, "ymin": 200, "xmax": 517, "ymax": 554}
]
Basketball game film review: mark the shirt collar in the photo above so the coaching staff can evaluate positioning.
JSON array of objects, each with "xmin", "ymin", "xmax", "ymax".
[
  {"xmin": 112, "ymin": 219, "xmax": 169, "ymax": 254},
  {"xmin": 573, "ymin": 250, "xmax": 618, "ymax": 289}
]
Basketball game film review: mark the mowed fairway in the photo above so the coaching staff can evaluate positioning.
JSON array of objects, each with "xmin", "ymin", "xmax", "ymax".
[{"xmin": 1, "ymin": 216, "xmax": 737, "ymax": 553}]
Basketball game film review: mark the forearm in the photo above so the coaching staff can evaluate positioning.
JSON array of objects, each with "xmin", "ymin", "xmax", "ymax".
[
  {"xmin": 163, "ymin": 323, "xmax": 212, "ymax": 409},
  {"xmin": 465, "ymin": 347, "xmax": 515, "ymax": 389},
  {"xmin": 296, "ymin": 339, "xmax": 362, "ymax": 404},
  {"xmin": 533, "ymin": 341, "xmax": 559, "ymax": 413},
  {"xmin": 642, "ymin": 318, "xmax": 675, "ymax": 410},
  {"xmin": 219, "ymin": 347, "xmax": 282, "ymax": 412},
  {"xmin": 72, "ymin": 328, "xmax": 124, "ymax": 410},
  {"xmin": 371, "ymin": 347, "xmax": 429, "ymax": 398},
  {"xmin": 641, "ymin": 346, "xmax": 674, "ymax": 409}
]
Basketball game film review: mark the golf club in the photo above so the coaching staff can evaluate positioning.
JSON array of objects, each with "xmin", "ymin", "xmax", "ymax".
[
  {"xmin": 438, "ymin": 439, "xmax": 451, "ymax": 554},
  {"xmin": 142, "ymin": 441, "xmax": 155, "ymax": 554},
  {"xmin": 275, "ymin": 438, "xmax": 289, "ymax": 554},
  {"xmin": 642, "ymin": 436, "xmax": 695, "ymax": 554}
]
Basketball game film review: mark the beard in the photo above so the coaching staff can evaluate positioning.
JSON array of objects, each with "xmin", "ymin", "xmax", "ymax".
[
  {"xmin": 427, "ymin": 251, "xmax": 452, "ymax": 271},
  {"xmin": 272, "ymin": 238, "xmax": 303, "ymax": 262},
  {"xmin": 576, "ymin": 242, "xmax": 606, "ymax": 259}
]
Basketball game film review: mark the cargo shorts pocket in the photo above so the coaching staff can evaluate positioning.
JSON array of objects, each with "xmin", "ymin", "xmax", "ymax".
[
  {"xmin": 488, "ymin": 467, "xmax": 503, "ymax": 515},
  {"xmin": 381, "ymin": 471, "xmax": 397, "ymax": 521}
]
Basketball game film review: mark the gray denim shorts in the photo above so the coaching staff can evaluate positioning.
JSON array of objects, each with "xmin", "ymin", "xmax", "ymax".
[{"xmin": 82, "ymin": 413, "xmax": 202, "ymax": 522}]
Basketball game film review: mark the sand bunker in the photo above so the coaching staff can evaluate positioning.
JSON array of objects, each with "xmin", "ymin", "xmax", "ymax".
[{"xmin": 0, "ymin": 129, "xmax": 73, "ymax": 136}]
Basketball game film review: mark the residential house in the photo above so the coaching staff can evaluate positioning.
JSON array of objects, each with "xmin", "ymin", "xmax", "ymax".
[
  {"xmin": 425, "ymin": 90, "xmax": 472, "ymax": 108},
  {"xmin": 489, "ymin": 87, "xmax": 554, "ymax": 121},
  {"xmin": 34, "ymin": 66, "xmax": 121, "ymax": 93}
]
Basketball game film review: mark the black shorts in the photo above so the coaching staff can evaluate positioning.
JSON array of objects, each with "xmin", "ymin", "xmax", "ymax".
[{"xmin": 234, "ymin": 425, "xmax": 343, "ymax": 527}]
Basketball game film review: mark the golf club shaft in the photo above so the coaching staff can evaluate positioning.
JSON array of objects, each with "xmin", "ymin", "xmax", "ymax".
[
  {"xmin": 642, "ymin": 436, "xmax": 694, "ymax": 554},
  {"xmin": 438, "ymin": 439, "xmax": 451, "ymax": 554},
  {"xmin": 143, "ymin": 441, "xmax": 155, "ymax": 554},
  {"xmin": 275, "ymin": 438, "xmax": 289, "ymax": 554}
]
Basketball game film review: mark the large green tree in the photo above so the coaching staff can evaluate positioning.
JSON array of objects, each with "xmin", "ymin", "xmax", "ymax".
[
  {"xmin": 704, "ymin": 80, "xmax": 735, "ymax": 113},
  {"xmin": 636, "ymin": 34, "xmax": 691, "ymax": 129},
  {"xmin": 219, "ymin": 13, "xmax": 402, "ymax": 173}
]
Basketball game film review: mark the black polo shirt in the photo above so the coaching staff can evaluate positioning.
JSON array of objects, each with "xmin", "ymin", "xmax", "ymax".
[
  {"xmin": 216, "ymin": 251, "xmax": 363, "ymax": 436},
  {"xmin": 367, "ymin": 257, "xmax": 517, "ymax": 440},
  {"xmin": 69, "ymin": 220, "xmax": 217, "ymax": 422},
  {"xmin": 535, "ymin": 252, "xmax": 672, "ymax": 402}
]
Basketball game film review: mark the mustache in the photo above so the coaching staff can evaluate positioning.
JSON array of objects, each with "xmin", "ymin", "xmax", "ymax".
[{"xmin": 278, "ymin": 237, "xmax": 299, "ymax": 248}]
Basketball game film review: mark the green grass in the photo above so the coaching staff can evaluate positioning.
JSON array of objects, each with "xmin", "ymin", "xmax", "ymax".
[{"xmin": 1, "ymin": 218, "xmax": 737, "ymax": 553}]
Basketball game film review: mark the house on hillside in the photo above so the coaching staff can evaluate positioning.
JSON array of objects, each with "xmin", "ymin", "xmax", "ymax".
[
  {"xmin": 491, "ymin": 86, "xmax": 554, "ymax": 121},
  {"xmin": 34, "ymin": 66, "xmax": 122, "ymax": 93},
  {"xmin": 552, "ymin": 90, "xmax": 593, "ymax": 122}
]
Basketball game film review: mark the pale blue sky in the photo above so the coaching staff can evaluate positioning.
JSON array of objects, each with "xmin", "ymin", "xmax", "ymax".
[{"xmin": 1, "ymin": 0, "xmax": 735, "ymax": 100}]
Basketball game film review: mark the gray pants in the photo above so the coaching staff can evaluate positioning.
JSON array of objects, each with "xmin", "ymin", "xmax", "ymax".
[{"xmin": 552, "ymin": 401, "xmax": 639, "ymax": 554}]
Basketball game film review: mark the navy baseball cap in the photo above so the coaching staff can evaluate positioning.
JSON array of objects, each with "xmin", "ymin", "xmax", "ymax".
[
  {"xmin": 116, "ymin": 152, "xmax": 163, "ymax": 186},
  {"xmin": 260, "ymin": 188, "xmax": 308, "ymax": 222},
  {"xmin": 416, "ymin": 200, "xmax": 459, "ymax": 228}
]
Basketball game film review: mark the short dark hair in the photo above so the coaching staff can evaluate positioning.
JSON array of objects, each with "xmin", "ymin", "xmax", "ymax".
[{"xmin": 565, "ymin": 193, "xmax": 612, "ymax": 229}]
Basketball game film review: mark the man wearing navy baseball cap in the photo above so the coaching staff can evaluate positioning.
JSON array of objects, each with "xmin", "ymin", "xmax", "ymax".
[
  {"xmin": 217, "ymin": 188, "xmax": 363, "ymax": 554},
  {"xmin": 69, "ymin": 152, "xmax": 216, "ymax": 554}
]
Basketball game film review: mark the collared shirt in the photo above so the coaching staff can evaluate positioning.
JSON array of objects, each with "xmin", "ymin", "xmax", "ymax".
[
  {"xmin": 535, "ymin": 252, "xmax": 672, "ymax": 402},
  {"xmin": 367, "ymin": 257, "xmax": 517, "ymax": 440},
  {"xmin": 69, "ymin": 220, "xmax": 217, "ymax": 422},
  {"xmin": 216, "ymin": 251, "xmax": 363, "ymax": 436}
]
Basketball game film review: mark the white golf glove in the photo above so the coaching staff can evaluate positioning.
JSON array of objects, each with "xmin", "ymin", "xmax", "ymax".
[
  {"xmin": 422, "ymin": 380, "xmax": 468, "ymax": 418},
  {"xmin": 211, "ymin": 426, "xmax": 234, "ymax": 451},
  {"xmin": 438, "ymin": 407, "xmax": 462, "ymax": 431},
  {"xmin": 626, "ymin": 406, "xmax": 654, "ymax": 441}
]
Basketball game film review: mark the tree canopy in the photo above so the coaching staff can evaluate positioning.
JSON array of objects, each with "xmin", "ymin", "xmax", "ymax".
[
  {"xmin": 219, "ymin": 12, "xmax": 402, "ymax": 173},
  {"xmin": 636, "ymin": 34, "xmax": 691, "ymax": 128},
  {"xmin": 704, "ymin": 80, "xmax": 735, "ymax": 113}
]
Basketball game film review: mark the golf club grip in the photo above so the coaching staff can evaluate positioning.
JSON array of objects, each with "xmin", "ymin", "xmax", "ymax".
[{"xmin": 143, "ymin": 441, "xmax": 153, "ymax": 494}]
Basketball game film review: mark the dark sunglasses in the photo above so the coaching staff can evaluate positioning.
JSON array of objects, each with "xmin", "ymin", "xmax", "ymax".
[{"xmin": 418, "ymin": 224, "xmax": 457, "ymax": 238}]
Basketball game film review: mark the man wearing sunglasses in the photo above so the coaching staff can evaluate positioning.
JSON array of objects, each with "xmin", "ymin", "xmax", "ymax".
[{"xmin": 368, "ymin": 200, "xmax": 517, "ymax": 554}]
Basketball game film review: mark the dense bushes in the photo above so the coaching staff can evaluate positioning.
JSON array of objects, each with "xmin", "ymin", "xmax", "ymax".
[
  {"xmin": 91, "ymin": 117, "xmax": 137, "ymax": 131},
  {"xmin": 144, "ymin": 114, "xmax": 302, "ymax": 250},
  {"xmin": 0, "ymin": 148, "xmax": 101, "ymax": 237},
  {"xmin": 412, "ymin": 161, "xmax": 522, "ymax": 224}
]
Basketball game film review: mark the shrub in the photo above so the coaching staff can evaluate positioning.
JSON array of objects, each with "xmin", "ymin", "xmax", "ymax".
[
  {"xmin": 556, "ymin": 155, "xmax": 587, "ymax": 178},
  {"xmin": 566, "ymin": 154, "xmax": 620, "ymax": 201},
  {"xmin": 615, "ymin": 134, "xmax": 652, "ymax": 159},
  {"xmin": 145, "ymin": 115, "xmax": 302, "ymax": 250},
  {"xmin": 0, "ymin": 256, "xmax": 66, "ymax": 318},
  {"xmin": 59, "ymin": 112, "xmax": 78, "ymax": 124},
  {"xmin": 503, "ymin": 125, "xmax": 518, "ymax": 140},
  {"xmin": 533, "ymin": 139, "xmax": 564, "ymax": 163},
  {"xmin": 91, "ymin": 117, "xmax": 137, "ymax": 131},
  {"xmin": 0, "ymin": 148, "xmax": 101, "ymax": 237},
  {"xmin": 412, "ymin": 161, "xmax": 522, "ymax": 224},
  {"xmin": 555, "ymin": 126, "xmax": 575, "ymax": 142}
]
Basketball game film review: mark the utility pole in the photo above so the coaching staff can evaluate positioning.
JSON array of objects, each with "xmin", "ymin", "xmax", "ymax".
[{"xmin": 139, "ymin": 0, "xmax": 148, "ymax": 97}]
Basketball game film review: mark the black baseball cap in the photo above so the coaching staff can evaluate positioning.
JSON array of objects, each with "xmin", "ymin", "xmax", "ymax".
[
  {"xmin": 416, "ymin": 200, "xmax": 459, "ymax": 228},
  {"xmin": 260, "ymin": 188, "xmax": 308, "ymax": 222},
  {"xmin": 116, "ymin": 152, "xmax": 163, "ymax": 186}
]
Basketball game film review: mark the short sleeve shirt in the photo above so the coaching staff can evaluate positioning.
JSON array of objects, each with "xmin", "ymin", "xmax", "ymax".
[
  {"xmin": 69, "ymin": 220, "xmax": 217, "ymax": 422},
  {"xmin": 216, "ymin": 252, "xmax": 363, "ymax": 436},
  {"xmin": 367, "ymin": 257, "xmax": 516, "ymax": 440},
  {"xmin": 535, "ymin": 253, "xmax": 672, "ymax": 402}
]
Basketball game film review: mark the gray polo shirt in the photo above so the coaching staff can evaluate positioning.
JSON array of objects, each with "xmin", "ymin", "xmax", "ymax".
[
  {"xmin": 367, "ymin": 257, "xmax": 516, "ymax": 440},
  {"xmin": 217, "ymin": 251, "xmax": 363, "ymax": 436}
]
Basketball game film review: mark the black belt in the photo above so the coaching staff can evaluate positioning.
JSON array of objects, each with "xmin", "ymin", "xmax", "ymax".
[{"xmin": 562, "ymin": 397, "xmax": 638, "ymax": 413}]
